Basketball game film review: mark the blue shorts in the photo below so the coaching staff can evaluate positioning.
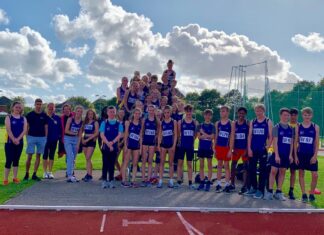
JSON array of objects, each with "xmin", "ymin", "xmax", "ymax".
[
  {"xmin": 178, "ymin": 147, "xmax": 194, "ymax": 161},
  {"xmin": 198, "ymin": 149, "xmax": 213, "ymax": 159},
  {"xmin": 269, "ymin": 153, "xmax": 290, "ymax": 169},
  {"xmin": 26, "ymin": 136, "xmax": 47, "ymax": 155},
  {"xmin": 298, "ymin": 153, "xmax": 318, "ymax": 172}
]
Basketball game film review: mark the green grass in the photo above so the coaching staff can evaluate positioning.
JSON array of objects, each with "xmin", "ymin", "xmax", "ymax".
[{"xmin": 0, "ymin": 126, "xmax": 323, "ymax": 208}]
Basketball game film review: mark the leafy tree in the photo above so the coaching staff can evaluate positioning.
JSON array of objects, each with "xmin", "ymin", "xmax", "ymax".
[{"xmin": 65, "ymin": 96, "xmax": 94, "ymax": 109}]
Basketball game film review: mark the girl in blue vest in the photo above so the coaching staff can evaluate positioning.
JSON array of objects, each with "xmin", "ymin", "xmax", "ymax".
[
  {"xmin": 99, "ymin": 106, "xmax": 123, "ymax": 189},
  {"xmin": 264, "ymin": 108, "xmax": 293, "ymax": 201},
  {"xmin": 122, "ymin": 108, "xmax": 143, "ymax": 187},
  {"xmin": 122, "ymin": 81, "xmax": 139, "ymax": 116},
  {"xmin": 176, "ymin": 104, "xmax": 198, "ymax": 189},
  {"xmin": 141, "ymin": 105, "xmax": 160, "ymax": 187},
  {"xmin": 64, "ymin": 106, "xmax": 83, "ymax": 183},
  {"xmin": 157, "ymin": 105, "xmax": 177, "ymax": 188},
  {"xmin": 81, "ymin": 109, "xmax": 99, "ymax": 182},
  {"xmin": 3, "ymin": 102, "xmax": 27, "ymax": 185},
  {"xmin": 295, "ymin": 107, "xmax": 320, "ymax": 202},
  {"xmin": 247, "ymin": 104, "xmax": 273, "ymax": 199},
  {"xmin": 116, "ymin": 76, "xmax": 129, "ymax": 108}
]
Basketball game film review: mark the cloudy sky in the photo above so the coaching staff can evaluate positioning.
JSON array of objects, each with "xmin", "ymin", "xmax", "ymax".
[{"xmin": 0, "ymin": 0, "xmax": 323, "ymax": 104}]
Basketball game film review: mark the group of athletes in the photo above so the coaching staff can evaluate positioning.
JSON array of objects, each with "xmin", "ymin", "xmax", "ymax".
[{"xmin": 3, "ymin": 59, "xmax": 320, "ymax": 203}]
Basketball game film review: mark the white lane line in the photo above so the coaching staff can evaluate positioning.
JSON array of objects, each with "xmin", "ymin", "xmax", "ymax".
[
  {"xmin": 176, "ymin": 212, "xmax": 204, "ymax": 235},
  {"xmin": 100, "ymin": 214, "xmax": 107, "ymax": 233}
]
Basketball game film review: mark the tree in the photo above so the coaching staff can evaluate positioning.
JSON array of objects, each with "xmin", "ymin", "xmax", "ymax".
[
  {"xmin": 65, "ymin": 96, "xmax": 94, "ymax": 109},
  {"xmin": 93, "ymin": 97, "xmax": 117, "ymax": 113}
]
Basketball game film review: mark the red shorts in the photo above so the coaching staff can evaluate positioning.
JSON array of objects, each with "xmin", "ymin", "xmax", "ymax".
[
  {"xmin": 215, "ymin": 146, "xmax": 231, "ymax": 161},
  {"xmin": 232, "ymin": 149, "xmax": 248, "ymax": 162}
]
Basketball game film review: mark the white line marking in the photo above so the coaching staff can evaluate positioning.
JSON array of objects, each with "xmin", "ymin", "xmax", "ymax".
[
  {"xmin": 176, "ymin": 212, "xmax": 204, "ymax": 235},
  {"xmin": 100, "ymin": 214, "xmax": 106, "ymax": 233},
  {"xmin": 122, "ymin": 219, "xmax": 163, "ymax": 227}
]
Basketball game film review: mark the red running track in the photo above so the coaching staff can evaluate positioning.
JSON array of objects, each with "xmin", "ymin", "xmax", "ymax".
[{"xmin": 0, "ymin": 210, "xmax": 324, "ymax": 235}]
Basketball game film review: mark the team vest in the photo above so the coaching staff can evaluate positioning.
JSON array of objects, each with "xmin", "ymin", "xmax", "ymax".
[{"xmin": 234, "ymin": 120, "xmax": 249, "ymax": 150}]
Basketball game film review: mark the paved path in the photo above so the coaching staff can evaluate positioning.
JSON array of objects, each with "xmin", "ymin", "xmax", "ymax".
[{"xmin": 5, "ymin": 171, "xmax": 312, "ymax": 210}]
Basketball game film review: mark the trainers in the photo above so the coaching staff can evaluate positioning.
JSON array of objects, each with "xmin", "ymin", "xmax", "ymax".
[
  {"xmin": 13, "ymin": 178, "xmax": 20, "ymax": 184},
  {"xmin": 309, "ymin": 194, "xmax": 315, "ymax": 202},
  {"xmin": 82, "ymin": 174, "xmax": 90, "ymax": 182},
  {"xmin": 101, "ymin": 180, "xmax": 108, "ymax": 189},
  {"xmin": 157, "ymin": 180, "xmax": 163, "ymax": 188},
  {"xmin": 121, "ymin": 181, "xmax": 131, "ymax": 188},
  {"xmin": 131, "ymin": 182, "xmax": 139, "ymax": 188},
  {"xmin": 244, "ymin": 188, "xmax": 256, "ymax": 196},
  {"xmin": 48, "ymin": 172, "xmax": 54, "ymax": 179},
  {"xmin": 140, "ymin": 181, "xmax": 147, "ymax": 187},
  {"xmin": 253, "ymin": 190, "xmax": 264, "ymax": 199},
  {"xmin": 108, "ymin": 181, "xmax": 116, "ymax": 189},
  {"xmin": 3, "ymin": 180, "xmax": 9, "ymax": 186},
  {"xmin": 302, "ymin": 194, "xmax": 308, "ymax": 203},
  {"xmin": 189, "ymin": 184, "xmax": 196, "ymax": 190},
  {"xmin": 32, "ymin": 174, "xmax": 41, "ymax": 181},
  {"xmin": 43, "ymin": 172, "xmax": 49, "ymax": 179},
  {"xmin": 288, "ymin": 190, "xmax": 295, "ymax": 200},
  {"xmin": 205, "ymin": 181, "xmax": 211, "ymax": 192},
  {"xmin": 228, "ymin": 184, "xmax": 236, "ymax": 192},
  {"xmin": 274, "ymin": 192, "xmax": 286, "ymax": 201},
  {"xmin": 263, "ymin": 191, "xmax": 273, "ymax": 200},
  {"xmin": 239, "ymin": 187, "xmax": 247, "ymax": 195},
  {"xmin": 67, "ymin": 176, "xmax": 79, "ymax": 183},
  {"xmin": 146, "ymin": 181, "xmax": 152, "ymax": 187},
  {"xmin": 215, "ymin": 184, "xmax": 222, "ymax": 193},
  {"xmin": 223, "ymin": 185, "xmax": 231, "ymax": 193},
  {"xmin": 23, "ymin": 172, "xmax": 29, "ymax": 181},
  {"xmin": 173, "ymin": 182, "xmax": 180, "ymax": 189},
  {"xmin": 168, "ymin": 179, "xmax": 174, "ymax": 188},
  {"xmin": 197, "ymin": 181, "xmax": 205, "ymax": 191}
]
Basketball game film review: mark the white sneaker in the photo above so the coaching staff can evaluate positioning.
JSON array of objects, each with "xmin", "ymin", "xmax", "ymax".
[
  {"xmin": 71, "ymin": 176, "xmax": 79, "ymax": 183},
  {"xmin": 48, "ymin": 172, "xmax": 54, "ymax": 179},
  {"xmin": 43, "ymin": 172, "xmax": 49, "ymax": 179}
]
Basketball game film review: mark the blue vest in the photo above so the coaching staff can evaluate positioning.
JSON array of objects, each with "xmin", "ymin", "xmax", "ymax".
[
  {"xmin": 161, "ymin": 119, "xmax": 174, "ymax": 147},
  {"xmin": 84, "ymin": 121, "xmax": 96, "ymax": 135},
  {"xmin": 234, "ymin": 120, "xmax": 249, "ymax": 150},
  {"xmin": 251, "ymin": 118, "xmax": 269, "ymax": 151},
  {"xmin": 69, "ymin": 118, "xmax": 82, "ymax": 135},
  {"xmin": 277, "ymin": 124, "xmax": 293, "ymax": 159},
  {"xmin": 127, "ymin": 92, "xmax": 137, "ymax": 110},
  {"xmin": 7, "ymin": 115, "xmax": 24, "ymax": 144},
  {"xmin": 104, "ymin": 120, "xmax": 119, "ymax": 150},
  {"xmin": 298, "ymin": 123, "xmax": 316, "ymax": 156},
  {"xmin": 216, "ymin": 120, "xmax": 231, "ymax": 147},
  {"xmin": 143, "ymin": 118, "xmax": 157, "ymax": 145},
  {"xmin": 198, "ymin": 123, "xmax": 214, "ymax": 150},
  {"xmin": 127, "ymin": 122, "xmax": 141, "ymax": 149},
  {"xmin": 180, "ymin": 119, "xmax": 196, "ymax": 148}
]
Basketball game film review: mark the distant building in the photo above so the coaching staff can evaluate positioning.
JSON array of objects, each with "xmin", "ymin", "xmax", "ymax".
[{"xmin": 0, "ymin": 96, "xmax": 12, "ymax": 113}]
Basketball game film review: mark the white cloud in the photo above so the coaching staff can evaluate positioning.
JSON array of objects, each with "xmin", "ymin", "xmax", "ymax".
[
  {"xmin": 0, "ymin": 9, "xmax": 9, "ymax": 25},
  {"xmin": 63, "ymin": 82, "xmax": 74, "ymax": 90},
  {"xmin": 65, "ymin": 44, "xmax": 89, "ymax": 57},
  {"xmin": 292, "ymin": 32, "xmax": 324, "ymax": 52},
  {"xmin": 53, "ymin": 0, "xmax": 300, "ymax": 95},
  {"xmin": 0, "ymin": 26, "xmax": 81, "ymax": 91}
]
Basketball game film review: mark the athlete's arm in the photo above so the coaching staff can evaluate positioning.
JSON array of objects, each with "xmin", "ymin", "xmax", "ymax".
[
  {"xmin": 172, "ymin": 120, "xmax": 178, "ymax": 149},
  {"xmin": 124, "ymin": 121, "xmax": 130, "ymax": 148},
  {"xmin": 214, "ymin": 121, "xmax": 219, "ymax": 146},
  {"xmin": 65, "ymin": 118, "xmax": 73, "ymax": 135},
  {"xmin": 311, "ymin": 125, "xmax": 320, "ymax": 163},
  {"xmin": 229, "ymin": 121, "xmax": 235, "ymax": 152},
  {"xmin": 5, "ymin": 116, "xmax": 16, "ymax": 143},
  {"xmin": 272, "ymin": 126, "xmax": 280, "ymax": 164},
  {"xmin": 294, "ymin": 125, "xmax": 299, "ymax": 165},
  {"xmin": 266, "ymin": 119, "xmax": 273, "ymax": 149},
  {"xmin": 123, "ymin": 90, "xmax": 130, "ymax": 112},
  {"xmin": 116, "ymin": 87, "xmax": 121, "ymax": 103}
]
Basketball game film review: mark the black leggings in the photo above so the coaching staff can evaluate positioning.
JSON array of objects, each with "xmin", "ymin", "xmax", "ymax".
[
  {"xmin": 43, "ymin": 140, "xmax": 58, "ymax": 160},
  {"xmin": 5, "ymin": 143, "xmax": 23, "ymax": 169},
  {"xmin": 102, "ymin": 148, "xmax": 118, "ymax": 181},
  {"xmin": 248, "ymin": 150, "xmax": 268, "ymax": 193}
]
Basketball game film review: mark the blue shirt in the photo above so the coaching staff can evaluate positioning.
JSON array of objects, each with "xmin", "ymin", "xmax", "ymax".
[
  {"xmin": 216, "ymin": 120, "xmax": 231, "ymax": 147},
  {"xmin": 47, "ymin": 114, "xmax": 62, "ymax": 142}
]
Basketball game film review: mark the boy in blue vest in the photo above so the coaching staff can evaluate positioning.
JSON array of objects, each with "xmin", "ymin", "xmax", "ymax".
[
  {"xmin": 295, "ymin": 107, "xmax": 320, "ymax": 202},
  {"xmin": 264, "ymin": 108, "xmax": 293, "ymax": 201}
]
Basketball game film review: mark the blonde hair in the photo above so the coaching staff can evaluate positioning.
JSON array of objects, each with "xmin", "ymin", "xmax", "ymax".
[
  {"xmin": 301, "ymin": 107, "xmax": 313, "ymax": 115},
  {"xmin": 254, "ymin": 104, "xmax": 266, "ymax": 112}
]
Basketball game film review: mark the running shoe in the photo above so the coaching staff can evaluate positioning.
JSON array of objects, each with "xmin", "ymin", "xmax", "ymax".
[
  {"xmin": 205, "ymin": 181, "xmax": 211, "ymax": 192},
  {"xmin": 23, "ymin": 172, "xmax": 29, "ymax": 181},
  {"xmin": 168, "ymin": 179, "xmax": 174, "ymax": 188},
  {"xmin": 140, "ymin": 181, "xmax": 147, "ymax": 187},
  {"xmin": 223, "ymin": 185, "xmax": 231, "ymax": 194},
  {"xmin": 239, "ymin": 187, "xmax": 247, "ymax": 195},
  {"xmin": 121, "ymin": 181, "xmax": 131, "ymax": 188},
  {"xmin": 263, "ymin": 191, "xmax": 273, "ymax": 200},
  {"xmin": 3, "ymin": 180, "xmax": 9, "ymax": 186},
  {"xmin": 302, "ymin": 194, "xmax": 308, "ymax": 203},
  {"xmin": 288, "ymin": 190, "xmax": 295, "ymax": 200},
  {"xmin": 197, "ymin": 181, "xmax": 205, "ymax": 191},
  {"xmin": 215, "ymin": 184, "xmax": 222, "ymax": 193},
  {"xmin": 157, "ymin": 180, "xmax": 163, "ymax": 188},
  {"xmin": 13, "ymin": 178, "xmax": 20, "ymax": 184},
  {"xmin": 253, "ymin": 190, "xmax": 264, "ymax": 199},
  {"xmin": 101, "ymin": 180, "xmax": 108, "ymax": 189},
  {"xmin": 309, "ymin": 194, "xmax": 315, "ymax": 202},
  {"xmin": 274, "ymin": 192, "xmax": 286, "ymax": 201},
  {"xmin": 43, "ymin": 172, "xmax": 49, "ymax": 179},
  {"xmin": 48, "ymin": 172, "xmax": 54, "ymax": 179},
  {"xmin": 32, "ymin": 174, "xmax": 41, "ymax": 181},
  {"xmin": 146, "ymin": 181, "xmax": 152, "ymax": 187},
  {"xmin": 131, "ymin": 182, "xmax": 139, "ymax": 188},
  {"xmin": 244, "ymin": 188, "xmax": 256, "ymax": 196},
  {"xmin": 82, "ymin": 174, "xmax": 89, "ymax": 182},
  {"xmin": 109, "ymin": 181, "xmax": 116, "ymax": 189},
  {"xmin": 228, "ymin": 184, "xmax": 236, "ymax": 192},
  {"xmin": 189, "ymin": 184, "xmax": 196, "ymax": 190}
]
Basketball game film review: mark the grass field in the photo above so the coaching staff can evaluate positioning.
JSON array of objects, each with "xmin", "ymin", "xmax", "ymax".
[{"xmin": 0, "ymin": 126, "xmax": 323, "ymax": 207}]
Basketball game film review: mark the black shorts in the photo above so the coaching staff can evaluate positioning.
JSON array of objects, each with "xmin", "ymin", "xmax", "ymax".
[
  {"xmin": 298, "ymin": 153, "xmax": 318, "ymax": 172},
  {"xmin": 178, "ymin": 147, "xmax": 194, "ymax": 161},
  {"xmin": 269, "ymin": 153, "xmax": 290, "ymax": 169},
  {"xmin": 160, "ymin": 143, "xmax": 173, "ymax": 149},
  {"xmin": 142, "ymin": 141, "xmax": 156, "ymax": 146},
  {"xmin": 83, "ymin": 139, "xmax": 96, "ymax": 148},
  {"xmin": 43, "ymin": 140, "xmax": 58, "ymax": 160},
  {"xmin": 127, "ymin": 145, "xmax": 140, "ymax": 151},
  {"xmin": 290, "ymin": 162, "xmax": 299, "ymax": 170},
  {"xmin": 198, "ymin": 149, "xmax": 213, "ymax": 159}
]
